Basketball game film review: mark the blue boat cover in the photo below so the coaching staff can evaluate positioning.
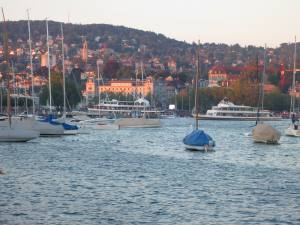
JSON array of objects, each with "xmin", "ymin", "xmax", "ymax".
[
  {"xmin": 62, "ymin": 123, "xmax": 78, "ymax": 130},
  {"xmin": 183, "ymin": 129, "xmax": 215, "ymax": 147},
  {"xmin": 39, "ymin": 115, "xmax": 78, "ymax": 130},
  {"xmin": 39, "ymin": 115, "xmax": 61, "ymax": 125}
]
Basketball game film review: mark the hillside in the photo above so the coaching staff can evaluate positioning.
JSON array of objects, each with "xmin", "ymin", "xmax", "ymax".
[{"xmin": 0, "ymin": 20, "xmax": 299, "ymax": 75}]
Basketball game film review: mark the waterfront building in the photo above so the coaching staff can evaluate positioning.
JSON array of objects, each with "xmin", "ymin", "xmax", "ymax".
[
  {"xmin": 84, "ymin": 76, "xmax": 96, "ymax": 102},
  {"xmin": 208, "ymin": 66, "xmax": 239, "ymax": 87},
  {"xmin": 99, "ymin": 77, "xmax": 153, "ymax": 97}
]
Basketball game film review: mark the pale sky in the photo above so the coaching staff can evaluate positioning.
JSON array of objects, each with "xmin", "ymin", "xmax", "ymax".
[{"xmin": 1, "ymin": 0, "xmax": 299, "ymax": 47}]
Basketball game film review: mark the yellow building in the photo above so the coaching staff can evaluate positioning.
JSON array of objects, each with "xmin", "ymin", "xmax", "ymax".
[
  {"xmin": 85, "ymin": 77, "xmax": 96, "ymax": 96},
  {"xmin": 99, "ymin": 77, "xmax": 153, "ymax": 96}
]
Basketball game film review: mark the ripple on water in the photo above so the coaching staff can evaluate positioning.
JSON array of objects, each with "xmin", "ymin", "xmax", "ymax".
[{"xmin": 0, "ymin": 119, "xmax": 299, "ymax": 224}]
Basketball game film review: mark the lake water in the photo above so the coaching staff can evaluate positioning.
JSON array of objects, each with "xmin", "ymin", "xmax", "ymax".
[{"xmin": 0, "ymin": 118, "xmax": 299, "ymax": 224}]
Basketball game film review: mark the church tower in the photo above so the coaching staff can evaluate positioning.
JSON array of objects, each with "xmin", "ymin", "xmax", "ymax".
[{"xmin": 82, "ymin": 39, "xmax": 88, "ymax": 64}]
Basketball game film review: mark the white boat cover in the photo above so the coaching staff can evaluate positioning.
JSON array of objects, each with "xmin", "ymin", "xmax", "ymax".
[
  {"xmin": 252, "ymin": 123, "xmax": 281, "ymax": 144},
  {"xmin": 114, "ymin": 118, "xmax": 161, "ymax": 128}
]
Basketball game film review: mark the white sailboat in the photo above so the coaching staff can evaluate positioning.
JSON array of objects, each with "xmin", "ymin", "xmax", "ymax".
[
  {"xmin": 34, "ymin": 19, "xmax": 64, "ymax": 136},
  {"xmin": 0, "ymin": 8, "xmax": 39, "ymax": 142},
  {"xmin": 91, "ymin": 63, "xmax": 119, "ymax": 130},
  {"xmin": 285, "ymin": 36, "xmax": 300, "ymax": 137},
  {"xmin": 252, "ymin": 45, "xmax": 281, "ymax": 144},
  {"xmin": 113, "ymin": 60, "xmax": 161, "ymax": 128},
  {"xmin": 55, "ymin": 23, "xmax": 79, "ymax": 135}
]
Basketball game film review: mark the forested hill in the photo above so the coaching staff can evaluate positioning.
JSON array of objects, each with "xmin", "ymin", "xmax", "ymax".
[
  {"xmin": 0, "ymin": 20, "xmax": 297, "ymax": 70},
  {"xmin": 1, "ymin": 20, "xmax": 192, "ymax": 56}
]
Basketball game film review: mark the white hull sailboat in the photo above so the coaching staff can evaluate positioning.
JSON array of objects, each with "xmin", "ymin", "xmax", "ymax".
[
  {"xmin": 58, "ymin": 23, "xmax": 79, "ymax": 135},
  {"xmin": 114, "ymin": 118, "xmax": 160, "ymax": 128},
  {"xmin": 35, "ymin": 118, "xmax": 65, "ymax": 136},
  {"xmin": 284, "ymin": 36, "xmax": 300, "ymax": 137},
  {"xmin": 0, "ymin": 9, "xmax": 39, "ymax": 142},
  {"xmin": 0, "ymin": 127, "xmax": 39, "ymax": 142},
  {"xmin": 285, "ymin": 124, "xmax": 300, "ymax": 137},
  {"xmin": 113, "ymin": 59, "xmax": 161, "ymax": 129},
  {"xmin": 0, "ymin": 118, "xmax": 39, "ymax": 142}
]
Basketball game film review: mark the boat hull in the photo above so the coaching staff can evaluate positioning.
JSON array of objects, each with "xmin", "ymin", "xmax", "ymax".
[
  {"xmin": 114, "ymin": 118, "xmax": 161, "ymax": 128},
  {"xmin": 184, "ymin": 144, "xmax": 214, "ymax": 151},
  {"xmin": 35, "ymin": 120, "xmax": 64, "ymax": 136},
  {"xmin": 285, "ymin": 126, "xmax": 300, "ymax": 137},
  {"xmin": 63, "ymin": 129, "xmax": 78, "ymax": 135},
  {"xmin": 197, "ymin": 115, "xmax": 282, "ymax": 121},
  {"xmin": 0, "ymin": 126, "xmax": 39, "ymax": 142},
  {"xmin": 93, "ymin": 124, "xmax": 120, "ymax": 130}
]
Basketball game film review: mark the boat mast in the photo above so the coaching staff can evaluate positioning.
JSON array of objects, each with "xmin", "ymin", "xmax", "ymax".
[
  {"xmin": 97, "ymin": 62, "xmax": 101, "ymax": 117},
  {"xmin": 141, "ymin": 62, "xmax": 144, "ymax": 99},
  {"xmin": 262, "ymin": 44, "xmax": 267, "ymax": 111},
  {"xmin": 61, "ymin": 23, "xmax": 66, "ymax": 117},
  {"xmin": 11, "ymin": 62, "xmax": 17, "ymax": 115},
  {"xmin": 255, "ymin": 55, "xmax": 261, "ymax": 124},
  {"xmin": 27, "ymin": 9, "xmax": 35, "ymax": 115},
  {"xmin": 140, "ymin": 61, "xmax": 147, "ymax": 117},
  {"xmin": 1, "ymin": 8, "xmax": 11, "ymax": 126},
  {"xmin": 195, "ymin": 41, "xmax": 200, "ymax": 130},
  {"xmin": 46, "ymin": 19, "xmax": 52, "ymax": 113},
  {"xmin": 291, "ymin": 36, "xmax": 297, "ymax": 116}
]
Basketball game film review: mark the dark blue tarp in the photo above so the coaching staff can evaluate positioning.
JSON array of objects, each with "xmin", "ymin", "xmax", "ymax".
[
  {"xmin": 183, "ymin": 129, "xmax": 215, "ymax": 147},
  {"xmin": 39, "ymin": 115, "xmax": 78, "ymax": 130},
  {"xmin": 62, "ymin": 123, "xmax": 78, "ymax": 130},
  {"xmin": 39, "ymin": 115, "xmax": 61, "ymax": 126}
]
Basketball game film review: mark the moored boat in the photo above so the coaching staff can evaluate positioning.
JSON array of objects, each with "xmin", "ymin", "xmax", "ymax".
[
  {"xmin": 0, "ymin": 117, "xmax": 39, "ymax": 142},
  {"xmin": 183, "ymin": 42, "xmax": 215, "ymax": 151},
  {"xmin": 183, "ymin": 129, "xmax": 215, "ymax": 151},
  {"xmin": 198, "ymin": 97, "xmax": 282, "ymax": 121},
  {"xmin": 252, "ymin": 123, "xmax": 281, "ymax": 144},
  {"xmin": 113, "ymin": 117, "xmax": 161, "ymax": 128},
  {"xmin": 0, "ymin": 10, "xmax": 39, "ymax": 142},
  {"xmin": 284, "ymin": 123, "xmax": 300, "ymax": 137},
  {"xmin": 252, "ymin": 45, "xmax": 281, "ymax": 144},
  {"xmin": 284, "ymin": 37, "xmax": 300, "ymax": 137}
]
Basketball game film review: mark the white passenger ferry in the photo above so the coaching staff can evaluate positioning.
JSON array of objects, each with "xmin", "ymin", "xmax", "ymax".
[
  {"xmin": 87, "ymin": 98, "xmax": 163, "ymax": 118},
  {"xmin": 198, "ymin": 98, "xmax": 282, "ymax": 121}
]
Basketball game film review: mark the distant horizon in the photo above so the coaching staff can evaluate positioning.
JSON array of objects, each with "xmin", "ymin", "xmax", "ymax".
[{"xmin": 2, "ymin": 0, "xmax": 300, "ymax": 48}]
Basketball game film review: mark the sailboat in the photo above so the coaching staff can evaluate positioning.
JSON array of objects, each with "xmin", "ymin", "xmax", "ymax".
[
  {"xmin": 183, "ymin": 43, "xmax": 215, "ymax": 151},
  {"xmin": 88, "ymin": 62, "xmax": 119, "ymax": 130},
  {"xmin": 252, "ymin": 45, "xmax": 281, "ymax": 144},
  {"xmin": 53, "ymin": 23, "xmax": 79, "ymax": 135},
  {"xmin": 285, "ymin": 36, "xmax": 300, "ymax": 136},
  {"xmin": 113, "ymin": 60, "xmax": 161, "ymax": 128},
  {"xmin": 34, "ymin": 19, "xmax": 64, "ymax": 136},
  {"xmin": 0, "ymin": 8, "xmax": 39, "ymax": 142}
]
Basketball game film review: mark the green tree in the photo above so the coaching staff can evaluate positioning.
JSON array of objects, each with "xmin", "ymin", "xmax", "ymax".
[
  {"xmin": 39, "ymin": 72, "xmax": 82, "ymax": 110},
  {"xmin": 264, "ymin": 92, "xmax": 290, "ymax": 112}
]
